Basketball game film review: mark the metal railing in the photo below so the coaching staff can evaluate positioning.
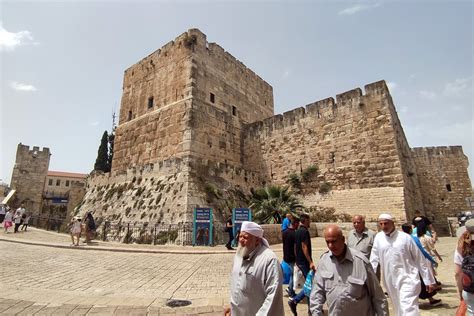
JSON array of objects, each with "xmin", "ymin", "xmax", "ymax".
[{"xmin": 28, "ymin": 216, "xmax": 196, "ymax": 246}]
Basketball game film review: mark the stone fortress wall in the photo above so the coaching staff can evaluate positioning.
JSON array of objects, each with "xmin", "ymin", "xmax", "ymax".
[
  {"xmin": 9, "ymin": 144, "xmax": 50, "ymax": 213},
  {"xmin": 76, "ymin": 29, "xmax": 472, "ymax": 235},
  {"xmin": 412, "ymin": 146, "xmax": 472, "ymax": 234},
  {"xmin": 241, "ymin": 82, "xmax": 411, "ymax": 221}
]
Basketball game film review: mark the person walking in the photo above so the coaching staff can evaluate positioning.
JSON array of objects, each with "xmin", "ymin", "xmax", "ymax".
[
  {"xmin": 13, "ymin": 209, "xmax": 22, "ymax": 233},
  {"xmin": 225, "ymin": 216, "xmax": 234, "ymax": 250},
  {"xmin": 83, "ymin": 212, "xmax": 96, "ymax": 243},
  {"xmin": 310, "ymin": 224, "xmax": 388, "ymax": 315},
  {"xmin": 224, "ymin": 221, "xmax": 284, "ymax": 316},
  {"xmin": 288, "ymin": 213, "xmax": 315, "ymax": 315},
  {"xmin": 0, "ymin": 205, "xmax": 5, "ymax": 223},
  {"xmin": 3, "ymin": 208, "xmax": 13, "ymax": 233},
  {"xmin": 281, "ymin": 213, "xmax": 292, "ymax": 232},
  {"xmin": 401, "ymin": 223, "xmax": 442, "ymax": 306},
  {"xmin": 16, "ymin": 204, "xmax": 26, "ymax": 226},
  {"xmin": 370, "ymin": 213, "xmax": 436, "ymax": 316},
  {"xmin": 70, "ymin": 216, "xmax": 82, "ymax": 246},
  {"xmin": 282, "ymin": 216, "xmax": 299, "ymax": 298},
  {"xmin": 454, "ymin": 219, "xmax": 474, "ymax": 315},
  {"xmin": 20, "ymin": 214, "xmax": 30, "ymax": 231},
  {"xmin": 347, "ymin": 215, "xmax": 376, "ymax": 260}
]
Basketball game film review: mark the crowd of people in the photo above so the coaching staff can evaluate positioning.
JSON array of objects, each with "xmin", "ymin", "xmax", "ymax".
[
  {"xmin": 225, "ymin": 210, "xmax": 468, "ymax": 316},
  {"xmin": 1, "ymin": 203, "xmax": 96, "ymax": 246},
  {"xmin": 1, "ymin": 203, "xmax": 31, "ymax": 233}
]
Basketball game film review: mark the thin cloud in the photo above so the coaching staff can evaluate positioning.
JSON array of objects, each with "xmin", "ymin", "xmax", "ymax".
[
  {"xmin": 10, "ymin": 81, "xmax": 37, "ymax": 92},
  {"xmin": 338, "ymin": 3, "xmax": 381, "ymax": 16},
  {"xmin": 0, "ymin": 23, "xmax": 37, "ymax": 51},
  {"xmin": 443, "ymin": 77, "xmax": 472, "ymax": 97},
  {"xmin": 90, "ymin": 121, "xmax": 100, "ymax": 126},
  {"xmin": 419, "ymin": 90, "xmax": 437, "ymax": 100},
  {"xmin": 281, "ymin": 69, "xmax": 291, "ymax": 80}
]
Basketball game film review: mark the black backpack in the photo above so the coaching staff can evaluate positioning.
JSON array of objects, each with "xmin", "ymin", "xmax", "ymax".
[
  {"xmin": 88, "ymin": 218, "xmax": 96, "ymax": 230},
  {"xmin": 462, "ymin": 254, "xmax": 474, "ymax": 293}
]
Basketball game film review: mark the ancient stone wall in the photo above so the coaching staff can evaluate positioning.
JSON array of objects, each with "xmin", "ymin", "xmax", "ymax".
[
  {"xmin": 190, "ymin": 29, "xmax": 273, "ymax": 124},
  {"xmin": 78, "ymin": 158, "xmax": 191, "ymax": 225},
  {"xmin": 243, "ymin": 81, "xmax": 404, "ymax": 188},
  {"xmin": 118, "ymin": 31, "xmax": 194, "ymax": 126},
  {"xmin": 66, "ymin": 180, "xmax": 86, "ymax": 221},
  {"xmin": 9, "ymin": 144, "xmax": 50, "ymax": 214},
  {"xmin": 412, "ymin": 146, "xmax": 472, "ymax": 235},
  {"xmin": 302, "ymin": 187, "xmax": 406, "ymax": 221},
  {"xmin": 240, "ymin": 81, "xmax": 412, "ymax": 220},
  {"xmin": 113, "ymin": 100, "xmax": 192, "ymax": 172}
]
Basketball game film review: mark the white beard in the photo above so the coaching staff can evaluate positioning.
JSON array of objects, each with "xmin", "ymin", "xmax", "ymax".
[{"xmin": 236, "ymin": 244, "xmax": 253, "ymax": 259}]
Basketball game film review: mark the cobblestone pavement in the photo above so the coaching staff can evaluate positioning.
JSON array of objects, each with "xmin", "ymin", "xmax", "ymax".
[{"xmin": 0, "ymin": 228, "xmax": 461, "ymax": 315}]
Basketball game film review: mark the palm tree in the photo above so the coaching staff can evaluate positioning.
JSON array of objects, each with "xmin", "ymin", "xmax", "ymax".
[{"xmin": 250, "ymin": 185, "xmax": 302, "ymax": 224}]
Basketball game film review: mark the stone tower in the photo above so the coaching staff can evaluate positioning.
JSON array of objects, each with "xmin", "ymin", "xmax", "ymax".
[{"xmin": 10, "ymin": 143, "xmax": 51, "ymax": 213}]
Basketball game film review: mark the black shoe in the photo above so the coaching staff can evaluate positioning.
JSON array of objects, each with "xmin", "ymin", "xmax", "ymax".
[
  {"xmin": 429, "ymin": 298, "xmax": 442, "ymax": 306},
  {"xmin": 288, "ymin": 299, "xmax": 297, "ymax": 316}
]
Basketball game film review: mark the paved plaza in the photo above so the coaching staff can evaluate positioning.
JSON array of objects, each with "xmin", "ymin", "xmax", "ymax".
[{"xmin": 0, "ymin": 228, "xmax": 461, "ymax": 315}]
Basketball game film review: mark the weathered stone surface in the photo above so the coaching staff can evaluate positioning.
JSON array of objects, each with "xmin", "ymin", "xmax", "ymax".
[
  {"xmin": 9, "ymin": 144, "xmax": 50, "ymax": 213},
  {"xmin": 74, "ymin": 29, "xmax": 471, "ymax": 236}
]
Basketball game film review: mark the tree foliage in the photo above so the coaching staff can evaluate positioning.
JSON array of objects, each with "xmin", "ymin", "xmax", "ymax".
[
  {"xmin": 94, "ymin": 131, "xmax": 112, "ymax": 172},
  {"xmin": 250, "ymin": 185, "xmax": 302, "ymax": 224}
]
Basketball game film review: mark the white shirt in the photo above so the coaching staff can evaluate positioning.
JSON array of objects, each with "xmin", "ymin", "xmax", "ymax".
[
  {"xmin": 230, "ymin": 245, "xmax": 284, "ymax": 316},
  {"xmin": 454, "ymin": 249, "xmax": 463, "ymax": 266},
  {"xmin": 370, "ymin": 230, "xmax": 435, "ymax": 316},
  {"xmin": 4, "ymin": 211, "xmax": 12, "ymax": 222}
]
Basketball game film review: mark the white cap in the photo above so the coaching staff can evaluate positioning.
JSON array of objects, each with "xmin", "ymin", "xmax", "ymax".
[
  {"xmin": 378, "ymin": 213, "xmax": 393, "ymax": 221},
  {"xmin": 241, "ymin": 221, "xmax": 270, "ymax": 248}
]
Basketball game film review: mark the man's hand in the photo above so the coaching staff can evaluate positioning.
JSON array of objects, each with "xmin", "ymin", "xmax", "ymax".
[
  {"xmin": 223, "ymin": 306, "xmax": 231, "ymax": 315},
  {"xmin": 310, "ymin": 262, "xmax": 316, "ymax": 271},
  {"xmin": 426, "ymin": 284, "xmax": 436, "ymax": 293}
]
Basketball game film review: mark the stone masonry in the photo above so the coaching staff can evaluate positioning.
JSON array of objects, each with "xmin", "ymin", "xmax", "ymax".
[
  {"xmin": 9, "ymin": 144, "xmax": 51, "ymax": 213},
  {"xmin": 77, "ymin": 29, "xmax": 472, "ymax": 236}
]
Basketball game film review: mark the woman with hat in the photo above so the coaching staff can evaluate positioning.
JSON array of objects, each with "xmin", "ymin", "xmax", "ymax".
[{"xmin": 70, "ymin": 216, "xmax": 82, "ymax": 246}]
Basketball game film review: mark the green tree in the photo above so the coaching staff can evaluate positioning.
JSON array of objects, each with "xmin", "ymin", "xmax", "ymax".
[
  {"xmin": 250, "ymin": 185, "xmax": 302, "ymax": 224},
  {"xmin": 94, "ymin": 131, "xmax": 110, "ymax": 172},
  {"xmin": 107, "ymin": 131, "xmax": 115, "ymax": 171}
]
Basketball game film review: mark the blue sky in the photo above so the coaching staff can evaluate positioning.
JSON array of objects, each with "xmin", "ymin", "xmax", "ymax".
[{"xmin": 1, "ymin": 0, "xmax": 473, "ymax": 186}]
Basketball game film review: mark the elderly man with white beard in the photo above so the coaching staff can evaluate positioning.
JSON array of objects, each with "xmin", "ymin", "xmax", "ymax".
[
  {"xmin": 224, "ymin": 221, "xmax": 284, "ymax": 316},
  {"xmin": 370, "ymin": 213, "xmax": 436, "ymax": 316}
]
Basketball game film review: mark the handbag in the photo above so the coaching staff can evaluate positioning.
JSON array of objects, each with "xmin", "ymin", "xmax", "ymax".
[
  {"xmin": 292, "ymin": 265, "xmax": 304, "ymax": 291},
  {"xmin": 303, "ymin": 270, "xmax": 314, "ymax": 297},
  {"xmin": 281, "ymin": 261, "xmax": 292, "ymax": 285}
]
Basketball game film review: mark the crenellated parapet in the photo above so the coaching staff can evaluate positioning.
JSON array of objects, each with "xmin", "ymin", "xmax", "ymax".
[
  {"xmin": 244, "ymin": 80, "xmax": 391, "ymax": 138},
  {"xmin": 411, "ymin": 146, "xmax": 467, "ymax": 158}
]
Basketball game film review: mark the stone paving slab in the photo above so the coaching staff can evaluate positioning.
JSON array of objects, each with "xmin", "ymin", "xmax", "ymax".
[{"xmin": 0, "ymin": 227, "xmax": 460, "ymax": 315}]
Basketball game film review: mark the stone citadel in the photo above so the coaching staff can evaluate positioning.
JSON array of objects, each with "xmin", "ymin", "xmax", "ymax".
[{"xmin": 72, "ymin": 28, "xmax": 471, "ymax": 236}]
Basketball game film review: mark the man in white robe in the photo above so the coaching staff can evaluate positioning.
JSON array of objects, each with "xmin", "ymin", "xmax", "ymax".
[
  {"xmin": 370, "ymin": 213, "xmax": 436, "ymax": 316},
  {"xmin": 224, "ymin": 221, "xmax": 284, "ymax": 316}
]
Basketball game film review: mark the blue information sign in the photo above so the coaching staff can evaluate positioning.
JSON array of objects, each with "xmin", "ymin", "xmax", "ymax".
[
  {"xmin": 193, "ymin": 208, "xmax": 213, "ymax": 246},
  {"xmin": 232, "ymin": 208, "xmax": 252, "ymax": 246}
]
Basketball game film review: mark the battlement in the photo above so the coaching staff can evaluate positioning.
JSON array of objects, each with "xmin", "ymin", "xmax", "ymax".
[
  {"xmin": 123, "ymin": 28, "xmax": 271, "ymax": 89},
  {"xmin": 411, "ymin": 146, "xmax": 467, "ymax": 158},
  {"xmin": 244, "ymin": 80, "xmax": 390, "ymax": 137},
  {"xmin": 17, "ymin": 143, "xmax": 50, "ymax": 157}
]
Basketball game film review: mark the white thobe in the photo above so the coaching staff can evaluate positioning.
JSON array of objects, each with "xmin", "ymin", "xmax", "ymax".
[
  {"xmin": 230, "ymin": 244, "xmax": 284, "ymax": 316},
  {"xmin": 370, "ymin": 230, "xmax": 435, "ymax": 316}
]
